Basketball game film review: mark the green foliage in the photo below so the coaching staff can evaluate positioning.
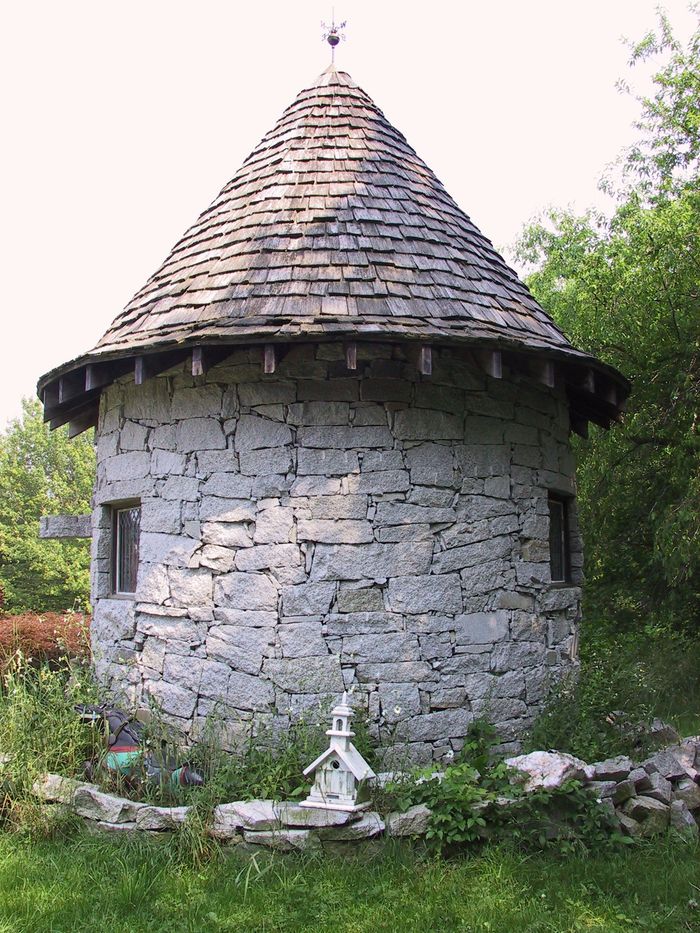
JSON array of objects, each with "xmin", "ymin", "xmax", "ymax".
[
  {"xmin": 515, "ymin": 13, "xmax": 700, "ymax": 632},
  {"xmin": 0, "ymin": 399, "xmax": 94, "ymax": 613},
  {"xmin": 386, "ymin": 721, "xmax": 621, "ymax": 855},
  {"xmin": 529, "ymin": 619, "xmax": 700, "ymax": 761},
  {"xmin": 456, "ymin": 718, "xmax": 498, "ymax": 772}
]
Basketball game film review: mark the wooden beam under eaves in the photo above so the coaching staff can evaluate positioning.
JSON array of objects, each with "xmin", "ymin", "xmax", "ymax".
[
  {"xmin": 570, "ymin": 415, "xmax": 589, "ymax": 439},
  {"xmin": 345, "ymin": 342, "xmax": 357, "ymax": 371},
  {"xmin": 68, "ymin": 407, "xmax": 99, "ymax": 438},
  {"xmin": 191, "ymin": 346, "xmax": 232, "ymax": 377},
  {"xmin": 534, "ymin": 360, "xmax": 556, "ymax": 388},
  {"xmin": 418, "ymin": 345, "xmax": 432, "ymax": 376},
  {"xmin": 58, "ymin": 370, "xmax": 85, "ymax": 405},
  {"xmin": 48, "ymin": 394, "xmax": 99, "ymax": 430},
  {"xmin": 134, "ymin": 350, "xmax": 188, "ymax": 386},
  {"xmin": 475, "ymin": 349, "xmax": 502, "ymax": 379},
  {"xmin": 42, "ymin": 381, "xmax": 60, "ymax": 414},
  {"xmin": 263, "ymin": 345, "xmax": 276, "ymax": 374},
  {"xmin": 85, "ymin": 363, "xmax": 114, "ymax": 392},
  {"xmin": 570, "ymin": 367, "xmax": 596, "ymax": 394}
]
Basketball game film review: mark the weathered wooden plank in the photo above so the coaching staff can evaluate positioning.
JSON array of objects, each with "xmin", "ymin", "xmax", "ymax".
[
  {"xmin": 85, "ymin": 363, "xmax": 114, "ymax": 392},
  {"xmin": 42, "ymin": 381, "xmax": 60, "ymax": 410},
  {"xmin": 39, "ymin": 514, "xmax": 92, "ymax": 539}
]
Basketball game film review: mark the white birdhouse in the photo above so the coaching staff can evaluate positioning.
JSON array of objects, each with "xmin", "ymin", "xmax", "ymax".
[{"xmin": 300, "ymin": 692, "xmax": 376, "ymax": 812}]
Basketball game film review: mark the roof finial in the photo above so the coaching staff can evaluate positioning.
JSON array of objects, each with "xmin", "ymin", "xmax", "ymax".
[{"xmin": 321, "ymin": 9, "xmax": 346, "ymax": 66}]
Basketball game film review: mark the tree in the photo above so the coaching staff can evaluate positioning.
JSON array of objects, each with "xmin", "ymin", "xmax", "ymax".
[
  {"xmin": 516, "ymin": 12, "xmax": 700, "ymax": 630},
  {"xmin": 0, "ymin": 399, "xmax": 94, "ymax": 612}
]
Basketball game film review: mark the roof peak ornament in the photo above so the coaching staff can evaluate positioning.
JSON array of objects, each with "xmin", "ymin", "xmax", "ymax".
[{"xmin": 321, "ymin": 10, "xmax": 346, "ymax": 65}]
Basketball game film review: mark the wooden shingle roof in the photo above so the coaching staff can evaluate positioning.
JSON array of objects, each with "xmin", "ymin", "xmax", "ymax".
[{"xmin": 37, "ymin": 66, "xmax": 629, "ymax": 434}]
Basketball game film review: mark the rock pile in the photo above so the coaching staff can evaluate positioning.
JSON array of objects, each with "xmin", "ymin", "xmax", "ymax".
[{"xmin": 506, "ymin": 738, "xmax": 700, "ymax": 839}]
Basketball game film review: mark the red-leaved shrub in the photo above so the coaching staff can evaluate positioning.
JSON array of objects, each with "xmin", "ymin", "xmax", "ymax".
[{"xmin": 0, "ymin": 612, "xmax": 90, "ymax": 668}]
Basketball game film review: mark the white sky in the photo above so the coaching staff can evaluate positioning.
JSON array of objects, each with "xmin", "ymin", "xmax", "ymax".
[{"xmin": 1, "ymin": 0, "xmax": 697, "ymax": 428}]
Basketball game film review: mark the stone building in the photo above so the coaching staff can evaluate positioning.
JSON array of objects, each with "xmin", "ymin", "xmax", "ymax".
[{"xmin": 38, "ymin": 66, "xmax": 628, "ymax": 762}]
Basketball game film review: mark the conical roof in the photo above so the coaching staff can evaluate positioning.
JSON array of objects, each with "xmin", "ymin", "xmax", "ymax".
[{"xmin": 38, "ymin": 65, "xmax": 628, "ymax": 432}]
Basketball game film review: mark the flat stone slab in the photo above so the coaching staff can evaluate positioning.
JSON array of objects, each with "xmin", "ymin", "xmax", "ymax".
[
  {"xmin": 276, "ymin": 803, "xmax": 359, "ymax": 828},
  {"xmin": 73, "ymin": 787, "xmax": 145, "ymax": 824},
  {"xmin": 243, "ymin": 829, "xmax": 320, "ymax": 852},
  {"xmin": 628, "ymin": 767, "xmax": 652, "ymax": 792},
  {"xmin": 617, "ymin": 813, "xmax": 641, "ymax": 837},
  {"xmin": 386, "ymin": 804, "xmax": 431, "ymax": 837},
  {"xmin": 586, "ymin": 781, "xmax": 617, "ymax": 800},
  {"xmin": 210, "ymin": 800, "xmax": 279, "ymax": 838},
  {"xmin": 136, "ymin": 806, "xmax": 191, "ymax": 831},
  {"xmin": 89, "ymin": 821, "xmax": 140, "ymax": 834},
  {"xmin": 319, "ymin": 812, "xmax": 385, "ymax": 841},
  {"xmin": 645, "ymin": 772, "xmax": 672, "ymax": 805},
  {"xmin": 612, "ymin": 779, "xmax": 636, "ymax": 805},
  {"xmin": 32, "ymin": 774, "xmax": 98, "ymax": 805},
  {"xmin": 641, "ymin": 748, "xmax": 689, "ymax": 781}
]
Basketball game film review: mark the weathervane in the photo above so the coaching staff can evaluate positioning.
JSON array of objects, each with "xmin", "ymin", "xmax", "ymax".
[{"xmin": 321, "ymin": 10, "xmax": 346, "ymax": 65}]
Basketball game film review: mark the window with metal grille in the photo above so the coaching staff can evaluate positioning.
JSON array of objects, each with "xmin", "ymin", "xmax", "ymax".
[
  {"xmin": 548, "ymin": 495, "xmax": 570, "ymax": 583},
  {"xmin": 113, "ymin": 504, "xmax": 140, "ymax": 594}
]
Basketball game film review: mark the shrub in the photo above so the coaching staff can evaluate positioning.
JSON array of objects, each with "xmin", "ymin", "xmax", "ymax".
[{"xmin": 0, "ymin": 612, "xmax": 90, "ymax": 671}]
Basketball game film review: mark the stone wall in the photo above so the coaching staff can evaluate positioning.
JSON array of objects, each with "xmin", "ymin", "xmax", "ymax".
[{"xmin": 90, "ymin": 342, "xmax": 582, "ymax": 763}]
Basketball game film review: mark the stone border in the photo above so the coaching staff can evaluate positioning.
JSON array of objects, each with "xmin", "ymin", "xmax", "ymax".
[
  {"xmin": 31, "ymin": 737, "xmax": 700, "ymax": 851},
  {"xmin": 33, "ymin": 773, "xmax": 430, "ymax": 851}
]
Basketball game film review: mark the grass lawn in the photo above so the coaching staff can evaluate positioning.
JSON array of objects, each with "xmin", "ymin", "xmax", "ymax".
[{"xmin": 0, "ymin": 830, "xmax": 698, "ymax": 932}]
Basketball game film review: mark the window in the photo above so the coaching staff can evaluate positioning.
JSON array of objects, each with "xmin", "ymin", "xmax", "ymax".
[
  {"xmin": 113, "ymin": 503, "xmax": 141, "ymax": 594},
  {"xmin": 548, "ymin": 494, "xmax": 570, "ymax": 583}
]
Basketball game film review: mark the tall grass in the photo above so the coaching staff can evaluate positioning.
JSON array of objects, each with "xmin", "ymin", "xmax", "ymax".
[{"xmin": 0, "ymin": 652, "xmax": 102, "ymax": 833}]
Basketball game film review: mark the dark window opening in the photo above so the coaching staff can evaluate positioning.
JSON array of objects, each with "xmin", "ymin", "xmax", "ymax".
[
  {"xmin": 113, "ymin": 504, "xmax": 141, "ymax": 594},
  {"xmin": 548, "ymin": 495, "xmax": 570, "ymax": 583}
]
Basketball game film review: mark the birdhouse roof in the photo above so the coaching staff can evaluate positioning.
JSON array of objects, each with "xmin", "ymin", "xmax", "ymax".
[
  {"xmin": 37, "ymin": 64, "xmax": 629, "ymax": 434},
  {"xmin": 303, "ymin": 744, "xmax": 375, "ymax": 782}
]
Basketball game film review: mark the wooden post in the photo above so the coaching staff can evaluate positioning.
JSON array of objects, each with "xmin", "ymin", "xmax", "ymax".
[{"xmin": 134, "ymin": 357, "xmax": 148, "ymax": 386}]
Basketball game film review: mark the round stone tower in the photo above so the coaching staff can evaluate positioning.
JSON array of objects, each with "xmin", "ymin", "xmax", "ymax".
[{"xmin": 38, "ymin": 66, "xmax": 628, "ymax": 762}]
